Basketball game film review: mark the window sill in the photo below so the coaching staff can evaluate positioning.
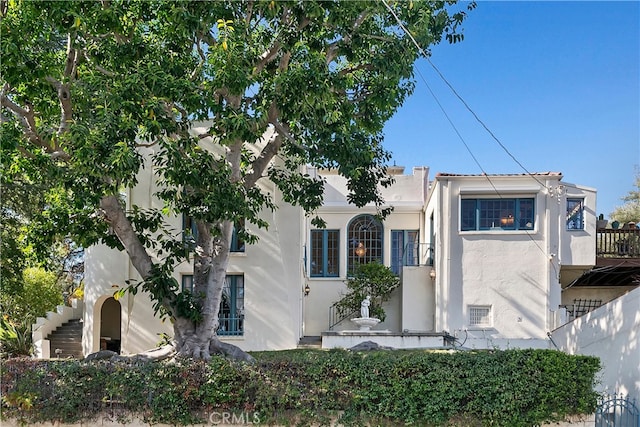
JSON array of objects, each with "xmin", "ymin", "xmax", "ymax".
[
  {"xmin": 219, "ymin": 335, "xmax": 245, "ymax": 340},
  {"xmin": 459, "ymin": 229, "xmax": 536, "ymax": 235}
]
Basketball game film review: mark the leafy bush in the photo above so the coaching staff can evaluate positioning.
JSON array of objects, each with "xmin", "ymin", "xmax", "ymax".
[
  {"xmin": 1, "ymin": 267, "xmax": 63, "ymax": 322},
  {"xmin": 0, "ymin": 316, "xmax": 33, "ymax": 358},
  {"xmin": 0, "ymin": 267, "xmax": 64, "ymax": 358},
  {"xmin": 334, "ymin": 262, "xmax": 400, "ymax": 321},
  {"xmin": 1, "ymin": 349, "xmax": 600, "ymax": 426}
]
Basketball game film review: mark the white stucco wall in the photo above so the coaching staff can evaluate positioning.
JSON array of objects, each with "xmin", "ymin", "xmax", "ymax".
[
  {"xmin": 426, "ymin": 173, "xmax": 584, "ymax": 348},
  {"xmin": 303, "ymin": 168, "xmax": 428, "ymax": 336},
  {"xmin": 401, "ymin": 266, "xmax": 434, "ymax": 331},
  {"xmin": 551, "ymin": 287, "xmax": 640, "ymax": 396},
  {"xmin": 560, "ymin": 183, "xmax": 597, "ymax": 267}
]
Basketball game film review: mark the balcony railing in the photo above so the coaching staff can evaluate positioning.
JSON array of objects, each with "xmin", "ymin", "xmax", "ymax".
[
  {"xmin": 403, "ymin": 242, "xmax": 435, "ymax": 267},
  {"xmin": 596, "ymin": 228, "xmax": 640, "ymax": 258},
  {"xmin": 217, "ymin": 314, "xmax": 243, "ymax": 336}
]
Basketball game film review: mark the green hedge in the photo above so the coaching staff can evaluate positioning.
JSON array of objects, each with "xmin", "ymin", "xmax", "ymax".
[{"xmin": 1, "ymin": 349, "xmax": 600, "ymax": 426}]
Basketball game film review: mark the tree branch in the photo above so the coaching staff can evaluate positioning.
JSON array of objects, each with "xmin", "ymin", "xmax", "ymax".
[
  {"xmin": 227, "ymin": 138, "xmax": 243, "ymax": 183},
  {"xmin": 253, "ymin": 41, "xmax": 282, "ymax": 75},
  {"xmin": 339, "ymin": 63, "xmax": 374, "ymax": 76},
  {"xmin": 0, "ymin": 85, "xmax": 53, "ymax": 153},
  {"xmin": 45, "ymin": 76, "xmax": 73, "ymax": 136},
  {"xmin": 325, "ymin": 10, "xmax": 371, "ymax": 64},
  {"xmin": 81, "ymin": 50, "xmax": 116, "ymax": 77},
  {"xmin": 245, "ymin": 0, "xmax": 254, "ymax": 26},
  {"xmin": 63, "ymin": 33, "xmax": 78, "ymax": 78},
  {"xmin": 244, "ymin": 133, "xmax": 283, "ymax": 189}
]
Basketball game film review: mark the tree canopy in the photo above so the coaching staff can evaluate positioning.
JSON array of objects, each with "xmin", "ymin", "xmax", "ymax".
[
  {"xmin": 610, "ymin": 171, "xmax": 640, "ymax": 224},
  {"xmin": 1, "ymin": 0, "xmax": 472, "ymax": 359}
]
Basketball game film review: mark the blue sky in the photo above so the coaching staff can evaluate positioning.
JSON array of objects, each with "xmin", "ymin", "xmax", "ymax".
[{"xmin": 382, "ymin": 1, "xmax": 639, "ymax": 218}]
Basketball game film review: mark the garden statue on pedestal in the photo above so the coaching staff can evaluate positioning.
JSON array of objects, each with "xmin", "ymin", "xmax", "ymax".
[{"xmin": 360, "ymin": 295, "xmax": 371, "ymax": 319}]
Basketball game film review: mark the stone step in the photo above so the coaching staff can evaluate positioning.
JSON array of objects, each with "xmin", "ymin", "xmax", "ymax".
[
  {"xmin": 49, "ymin": 334, "xmax": 81, "ymax": 341},
  {"xmin": 54, "ymin": 324, "xmax": 83, "ymax": 331},
  {"xmin": 53, "ymin": 332, "xmax": 82, "ymax": 338},
  {"xmin": 46, "ymin": 318, "xmax": 83, "ymax": 359},
  {"xmin": 49, "ymin": 342, "xmax": 82, "ymax": 349},
  {"xmin": 297, "ymin": 336, "xmax": 322, "ymax": 349}
]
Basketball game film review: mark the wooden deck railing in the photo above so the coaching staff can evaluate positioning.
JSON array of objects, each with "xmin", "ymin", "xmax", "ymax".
[{"xmin": 596, "ymin": 228, "xmax": 640, "ymax": 258}]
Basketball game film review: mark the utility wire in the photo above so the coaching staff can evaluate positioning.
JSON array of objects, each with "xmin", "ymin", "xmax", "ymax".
[
  {"xmin": 426, "ymin": 57, "xmax": 549, "ymax": 190},
  {"xmin": 414, "ymin": 65, "xmax": 502, "ymax": 197},
  {"xmin": 380, "ymin": 0, "xmax": 550, "ymax": 191},
  {"xmin": 380, "ymin": 0, "xmax": 555, "ymax": 274}
]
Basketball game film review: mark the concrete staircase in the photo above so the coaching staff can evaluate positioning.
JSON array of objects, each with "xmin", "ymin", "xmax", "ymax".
[
  {"xmin": 46, "ymin": 319, "xmax": 83, "ymax": 359},
  {"xmin": 32, "ymin": 299, "xmax": 84, "ymax": 359}
]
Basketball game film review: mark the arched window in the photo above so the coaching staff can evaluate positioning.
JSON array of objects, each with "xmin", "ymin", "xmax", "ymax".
[{"xmin": 347, "ymin": 214, "xmax": 383, "ymax": 274}]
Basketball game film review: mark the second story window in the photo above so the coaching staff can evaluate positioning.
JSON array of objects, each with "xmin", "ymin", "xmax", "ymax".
[
  {"xmin": 183, "ymin": 214, "xmax": 245, "ymax": 252},
  {"xmin": 461, "ymin": 198, "xmax": 535, "ymax": 231},
  {"xmin": 566, "ymin": 199, "xmax": 584, "ymax": 230}
]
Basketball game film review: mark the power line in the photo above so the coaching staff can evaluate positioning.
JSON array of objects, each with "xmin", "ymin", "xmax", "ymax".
[
  {"xmin": 379, "ymin": 0, "xmax": 550, "ymax": 191},
  {"xmin": 380, "ymin": 0, "xmax": 555, "ymax": 269}
]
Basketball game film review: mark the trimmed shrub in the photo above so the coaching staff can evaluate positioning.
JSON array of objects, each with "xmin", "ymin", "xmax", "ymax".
[{"xmin": 0, "ymin": 349, "xmax": 600, "ymax": 426}]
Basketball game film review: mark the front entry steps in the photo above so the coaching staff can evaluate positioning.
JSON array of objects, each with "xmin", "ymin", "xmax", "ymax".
[
  {"xmin": 297, "ymin": 336, "xmax": 322, "ymax": 349},
  {"xmin": 46, "ymin": 319, "xmax": 83, "ymax": 359}
]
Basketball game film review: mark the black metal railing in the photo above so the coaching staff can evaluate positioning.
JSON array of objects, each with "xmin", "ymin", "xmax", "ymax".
[
  {"xmin": 217, "ymin": 314, "xmax": 243, "ymax": 336},
  {"xmin": 328, "ymin": 303, "xmax": 358, "ymax": 331},
  {"xmin": 595, "ymin": 393, "xmax": 639, "ymax": 427},
  {"xmin": 597, "ymin": 228, "xmax": 640, "ymax": 258},
  {"xmin": 561, "ymin": 299, "xmax": 603, "ymax": 321},
  {"xmin": 403, "ymin": 242, "xmax": 434, "ymax": 267}
]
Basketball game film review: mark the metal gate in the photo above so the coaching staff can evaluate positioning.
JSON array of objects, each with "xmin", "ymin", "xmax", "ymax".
[{"xmin": 595, "ymin": 394, "xmax": 639, "ymax": 427}]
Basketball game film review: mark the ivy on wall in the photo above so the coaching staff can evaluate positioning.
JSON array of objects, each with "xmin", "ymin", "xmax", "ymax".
[{"xmin": 1, "ymin": 349, "xmax": 600, "ymax": 426}]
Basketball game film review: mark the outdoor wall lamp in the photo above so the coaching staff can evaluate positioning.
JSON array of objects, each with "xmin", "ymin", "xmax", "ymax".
[
  {"xmin": 304, "ymin": 284, "xmax": 310, "ymax": 296},
  {"xmin": 429, "ymin": 268, "xmax": 436, "ymax": 280}
]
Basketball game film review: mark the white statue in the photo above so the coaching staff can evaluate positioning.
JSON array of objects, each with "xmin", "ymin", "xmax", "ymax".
[{"xmin": 360, "ymin": 295, "xmax": 371, "ymax": 318}]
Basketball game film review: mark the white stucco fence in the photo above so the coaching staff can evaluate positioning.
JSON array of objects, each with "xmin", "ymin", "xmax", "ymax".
[{"xmin": 550, "ymin": 286, "xmax": 640, "ymax": 396}]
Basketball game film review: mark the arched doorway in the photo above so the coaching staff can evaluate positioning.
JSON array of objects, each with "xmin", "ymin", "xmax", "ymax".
[{"xmin": 100, "ymin": 297, "xmax": 121, "ymax": 354}]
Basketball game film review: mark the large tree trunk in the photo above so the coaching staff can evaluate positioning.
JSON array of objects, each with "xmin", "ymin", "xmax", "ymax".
[
  {"xmin": 173, "ymin": 219, "xmax": 253, "ymax": 362},
  {"xmin": 101, "ymin": 196, "xmax": 253, "ymax": 362}
]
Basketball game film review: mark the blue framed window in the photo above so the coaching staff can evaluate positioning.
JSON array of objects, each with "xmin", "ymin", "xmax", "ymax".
[
  {"xmin": 219, "ymin": 275, "xmax": 244, "ymax": 336},
  {"xmin": 347, "ymin": 214, "xmax": 383, "ymax": 274},
  {"xmin": 461, "ymin": 198, "xmax": 535, "ymax": 231},
  {"xmin": 391, "ymin": 230, "xmax": 419, "ymax": 275},
  {"xmin": 182, "ymin": 214, "xmax": 244, "ymax": 252},
  {"xmin": 310, "ymin": 230, "xmax": 339, "ymax": 277},
  {"xmin": 181, "ymin": 274, "xmax": 244, "ymax": 336},
  {"xmin": 230, "ymin": 219, "xmax": 245, "ymax": 252},
  {"xmin": 182, "ymin": 275, "xmax": 194, "ymax": 292},
  {"xmin": 566, "ymin": 199, "xmax": 584, "ymax": 230}
]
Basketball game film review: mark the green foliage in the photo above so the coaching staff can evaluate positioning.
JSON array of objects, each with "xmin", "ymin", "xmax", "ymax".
[
  {"xmin": 0, "ymin": 267, "xmax": 63, "ymax": 358},
  {"xmin": 335, "ymin": 262, "xmax": 400, "ymax": 321},
  {"xmin": 1, "ymin": 267, "xmax": 63, "ymax": 322},
  {"xmin": 1, "ymin": 349, "xmax": 600, "ymax": 426},
  {"xmin": 611, "ymin": 171, "xmax": 640, "ymax": 223},
  {"xmin": 0, "ymin": 317, "xmax": 33, "ymax": 358},
  {"xmin": 1, "ymin": 0, "xmax": 473, "ymax": 354}
]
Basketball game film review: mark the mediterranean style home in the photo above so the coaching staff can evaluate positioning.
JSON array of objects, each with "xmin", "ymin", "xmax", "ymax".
[{"xmin": 32, "ymin": 130, "xmax": 639, "ymax": 395}]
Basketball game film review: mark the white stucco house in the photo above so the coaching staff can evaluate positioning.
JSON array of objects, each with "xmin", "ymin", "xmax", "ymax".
[{"xmin": 33, "ymin": 143, "xmax": 639, "ymax": 394}]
